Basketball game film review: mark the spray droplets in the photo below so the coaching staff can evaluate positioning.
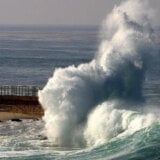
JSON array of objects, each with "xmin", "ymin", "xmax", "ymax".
[{"xmin": 38, "ymin": 0, "xmax": 159, "ymax": 147}]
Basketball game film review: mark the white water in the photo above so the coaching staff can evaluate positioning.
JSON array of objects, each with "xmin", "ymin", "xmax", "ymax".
[
  {"xmin": 38, "ymin": 0, "xmax": 160, "ymax": 148},
  {"xmin": 84, "ymin": 101, "xmax": 159, "ymax": 146}
]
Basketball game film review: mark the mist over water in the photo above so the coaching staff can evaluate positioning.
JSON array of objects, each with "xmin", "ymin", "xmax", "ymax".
[{"xmin": 38, "ymin": 0, "xmax": 160, "ymax": 150}]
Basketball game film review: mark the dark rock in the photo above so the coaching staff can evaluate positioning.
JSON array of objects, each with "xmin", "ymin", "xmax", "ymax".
[
  {"xmin": 38, "ymin": 135, "xmax": 48, "ymax": 140},
  {"xmin": 11, "ymin": 119, "xmax": 22, "ymax": 122}
]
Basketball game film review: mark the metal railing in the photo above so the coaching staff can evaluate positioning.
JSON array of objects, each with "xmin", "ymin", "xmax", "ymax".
[{"xmin": 0, "ymin": 85, "xmax": 42, "ymax": 97}]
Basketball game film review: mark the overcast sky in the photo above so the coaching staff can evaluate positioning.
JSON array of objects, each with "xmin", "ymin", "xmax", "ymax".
[{"xmin": 0, "ymin": 0, "xmax": 159, "ymax": 26}]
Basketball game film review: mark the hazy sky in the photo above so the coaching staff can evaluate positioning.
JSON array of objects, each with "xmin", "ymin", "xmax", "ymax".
[{"xmin": 0, "ymin": 0, "xmax": 159, "ymax": 26}]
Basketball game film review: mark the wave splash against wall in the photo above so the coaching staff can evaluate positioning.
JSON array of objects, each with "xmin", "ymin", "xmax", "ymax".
[{"xmin": 38, "ymin": 0, "xmax": 160, "ymax": 148}]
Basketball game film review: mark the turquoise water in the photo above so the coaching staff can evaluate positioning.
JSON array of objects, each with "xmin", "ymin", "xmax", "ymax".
[{"xmin": 0, "ymin": 120, "xmax": 160, "ymax": 159}]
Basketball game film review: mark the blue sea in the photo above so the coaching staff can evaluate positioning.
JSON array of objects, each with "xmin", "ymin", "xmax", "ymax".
[
  {"xmin": 0, "ymin": 24, "xmax": 160, "ymax": 160},
  {"xmin": 0, "ymin": 26, "xmax": 97, "ymax": 86}
]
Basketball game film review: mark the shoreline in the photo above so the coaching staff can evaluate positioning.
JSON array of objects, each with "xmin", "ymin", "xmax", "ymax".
[
  {"xmin": 0, "ymin": 111, "xmax": 42, "ymax": 121},
  {"xmin": 0, "ymin": 95, "xmax": 44, "ymax": 121}
]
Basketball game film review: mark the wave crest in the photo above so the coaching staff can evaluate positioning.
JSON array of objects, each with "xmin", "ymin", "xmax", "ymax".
[{"xmin": 38, "ymin": 0, "xmax": 159, "ymax": 147}]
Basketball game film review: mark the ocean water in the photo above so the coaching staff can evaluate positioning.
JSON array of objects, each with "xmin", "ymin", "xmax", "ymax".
[
  {"xmin": 1, "ymin": 0, "xmax": 160, "ymax": 160},
  {"xmin": 0, "ymin": 26, "xmax": 97, "ymax": 86}
]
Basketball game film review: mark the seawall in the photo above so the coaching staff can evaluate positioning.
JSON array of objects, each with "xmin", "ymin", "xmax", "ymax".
[{"xmin": 0, "ymin": 86, "xmax": 44, "ymax": 120}]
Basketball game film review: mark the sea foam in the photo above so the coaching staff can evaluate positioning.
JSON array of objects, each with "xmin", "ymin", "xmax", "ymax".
[{"xmin": 38, "ymin": 0, "xmax": 159, "ymax": 147}]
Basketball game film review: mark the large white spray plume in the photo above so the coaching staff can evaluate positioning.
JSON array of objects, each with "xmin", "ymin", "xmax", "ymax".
[{"xmin": 38, "ymin": 0, "xmax": 159, "ymax": 147}]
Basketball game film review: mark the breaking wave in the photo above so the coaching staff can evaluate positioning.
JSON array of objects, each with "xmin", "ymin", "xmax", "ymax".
[{"xmin": 38, "ymin": 0, "xmax": 160, "ymax": 148}]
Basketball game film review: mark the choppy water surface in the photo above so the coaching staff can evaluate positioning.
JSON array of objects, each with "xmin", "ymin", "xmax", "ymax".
[{"xmin": 0, "ymin": 120, "xmax": 160, "ymax": 160}]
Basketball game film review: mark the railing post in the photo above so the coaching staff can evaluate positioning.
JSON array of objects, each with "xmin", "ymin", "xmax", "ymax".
[{"xmin": 0, "ymin": 85, "xmax": 41, "ymax": 97}]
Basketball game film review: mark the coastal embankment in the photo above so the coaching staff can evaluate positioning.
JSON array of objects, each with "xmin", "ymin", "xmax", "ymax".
[{"xmin": 0, "ymin": 86, "xmax": 43, "ymax": 120}]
